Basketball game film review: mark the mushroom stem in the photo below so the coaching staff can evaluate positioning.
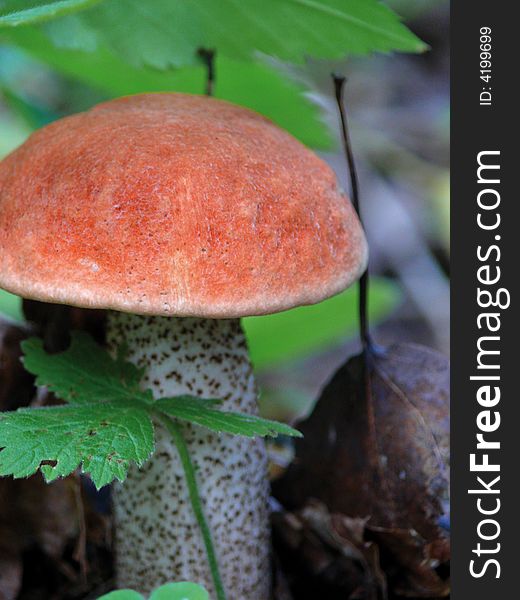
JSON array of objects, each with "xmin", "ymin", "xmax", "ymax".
[{"xmin": 107, "ymin": 312, "xmax": 271, "ymax": 599}]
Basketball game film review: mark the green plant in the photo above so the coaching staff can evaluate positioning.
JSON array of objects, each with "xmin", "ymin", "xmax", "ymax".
[
  {"xmin": 0, "ymin": 333, "xmax": 299, "ymax": 486},
  {"xmin": 0, "ymin": 0, "xmax": 425, "ymax": 148},
  {"xmin": 0, "ymin": 332, "xmax": 300, "ymax": 598},
  {"xmin": 98, "ymin": 582, "xmax": 209, "ymax": 600}
]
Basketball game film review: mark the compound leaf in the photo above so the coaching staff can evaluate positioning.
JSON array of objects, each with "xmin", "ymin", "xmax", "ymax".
[
  {"xmin": 22, "ymin": 332, "xmax": 153, "ymax": 405},
  {"xmin": 0, "ymin": 401, "xmax": 154, "ymax": 488},
  {"xmin": 1, "ymin": 26, "xmax": 333, "ymax": 148},
  {"xmin": 0, "ymin": 332, "xmax": 300, "ymax": 490},
  {"xmin": 2, "ymin": 0, "xmax": 426, "ymax": 67},
  {"xmin": 156, "ymin": 396, "xmax": 301, "ymax": 439}
]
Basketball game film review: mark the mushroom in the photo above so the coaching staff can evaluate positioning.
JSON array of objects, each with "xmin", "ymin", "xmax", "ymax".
[{"xmin": 0, "ymin": 93, "xmax": 367, "ymax": 597}]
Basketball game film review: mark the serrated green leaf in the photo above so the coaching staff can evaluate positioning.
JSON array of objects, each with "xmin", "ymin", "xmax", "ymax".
[
  {"xmin": 15, "ymin": 0, "xmax": 425, "ymax": 67},
  {"xmin": 149, "ymin": 582, "xmax": 209, "ymax": 600},
  {"xmin": 22, "ymin": 332, "xmax": 153, "ymax": 405},
  {"xmin": 156, "ymin": 396, "xmax": 301, "ymax": 439},
  {"xmin": 3, "ymin": 332, "xmax": 301, "ymax": 491},
  {"xmin": 0, "ymin": 0, "xmax": 103, "ymax": 27},
  {"xmin": 0, "ymin": 402, "xmax": 154, "ymax": 488},
  {"xmin": 1, "ymin": 27, "xmax": 332, "ymax": 148}
]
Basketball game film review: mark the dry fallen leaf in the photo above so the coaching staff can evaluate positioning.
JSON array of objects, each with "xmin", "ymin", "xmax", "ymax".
[
  {"xmin": 272, "ymin": 500, "xmax": 385, "ymax": 600},
  {"xmin": 274, "ymin": 343, "xmax": 450, "ymax": 597}
]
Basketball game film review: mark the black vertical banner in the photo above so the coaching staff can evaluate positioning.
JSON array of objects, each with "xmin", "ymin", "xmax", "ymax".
[{"xmin": 452, "ymin": 2, "xmax": 518, "ymax": 598}]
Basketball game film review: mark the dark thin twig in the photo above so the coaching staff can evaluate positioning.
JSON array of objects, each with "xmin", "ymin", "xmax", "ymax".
[
  {"xmin": 198, "ymin": 48, "xmax": 216, "ymax": 96},
  {"xmin": 333, "ymin": 74, "xmax": 372, "ymax": 352}
]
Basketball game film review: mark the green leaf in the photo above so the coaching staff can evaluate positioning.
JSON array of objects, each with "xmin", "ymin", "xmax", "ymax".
[
  {"xmin": 0, "ymin": 331, "xmax": 300, "ymax": 488},
  {"xmin": 97, "ymin": 591, "xmax": 144, "ymax": 600},
  {"xmin": 2, "ymin": 27, "xmax": 332, "ymax": 148},
  {"xmin": 0, "ymin": 0, "xmax": 103, "ymax": 27},
  {"xmin": 96, "ymin": 583, "xmax": 209, "ymax": 600},
  {"xmin": 0, "ymin": 401, "xmax": 154, "ymax": 488},
  {"xmin": 156, "ymin": 396, "xmax": 301, "ymax": 439},
  {"xmin": 149, "ymin": 583, "xmax": 209, "ymax": 600},
  {"xmin": 22, "ymin": 332, "xmax": 153, "ymax": 406},
  {"xmin": 0, "ymin": 289, "xmax": 24, "ymax": 322},
  {"xmin": 0, "ymin": 83, "xmax": 58, "ymax": 128},
  {"xmin": 0, "ymin": 97, "xmax": 32, "ymax": 158},
  {"xmin": 0, "ymin": 331, "xmax": 155, "ymax": 487},
  {"xmin": 2, "ymin": 0, "xmax": 426, "ymax": 66},
  {"xmin": 244, "ymin": 277, "xmax": 400, "ymax": 370}
]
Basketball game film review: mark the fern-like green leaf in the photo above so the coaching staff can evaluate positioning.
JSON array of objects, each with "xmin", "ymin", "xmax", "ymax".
[
  {"xmin": 1, "ymin": 0, "xmax": 426, "ymax": 65},
  {"xmin": 0, "ymin": 402, "xmax": 154, "ymax": 488},
  {"xmin": 22, "ymin": 333, "xmax": 153, "ymax": 405},
  {"xmin": 156, "ymin": 396, "xmax": 301, "ymax": 438},
  {"xmin": 0, "ymin": 333, "xmax": 300, "ymax": 489}
]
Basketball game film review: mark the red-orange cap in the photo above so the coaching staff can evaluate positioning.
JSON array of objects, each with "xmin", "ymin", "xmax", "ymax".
[{"xmin": 0, "ymin": 93, "xmax": 367, "ymax": 318}]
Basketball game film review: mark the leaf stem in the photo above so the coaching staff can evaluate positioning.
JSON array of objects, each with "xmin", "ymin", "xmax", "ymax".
[
  {"xmin": 154, "ymin": 411, "xmax": 227, "ymax": 600},
  {"xmin": 198, "ymin": 48, "xmax": 216, "ymax": 96},
  {"xmin": 333, "ymin": 74, "xmax": 372, "ymax": 353}
]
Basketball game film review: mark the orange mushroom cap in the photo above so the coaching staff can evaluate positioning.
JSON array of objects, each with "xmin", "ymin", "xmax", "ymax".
[{"xmin": 0, "ymin": 93, "xmax": 367, "ymax": 318}]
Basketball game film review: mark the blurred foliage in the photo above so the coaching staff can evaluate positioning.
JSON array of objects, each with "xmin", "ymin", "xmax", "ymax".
[
  {"xmin": 0, "ymin": 83, "xmax": 56, "ymax": 127},
  {"xmin": 244, "ymin": 278, "xmax": 398, "ymax": 370},
  {"xmin": 0, "ymin": 41, "xmax": 333, "ymax": 148},
  {"xmin": 429, "ymin": 171, "xmax": 450, "ymax": 252},
  {"xmin": 0, "ymin": 289, "xmax": 23, "ymax": 321},
  {"xmin": 0, "ymin": 101, "xmax": 31, "ymax": 155},
  {"xmin": 0, "ymin": 0, "xmax": 425, "ymax": 148},
  {"xmin": 260, "ymin": 386, "xmax": 315, "ymax": 423}
]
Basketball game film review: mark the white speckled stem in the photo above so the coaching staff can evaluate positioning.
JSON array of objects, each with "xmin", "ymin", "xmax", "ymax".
[{"xmin": 107, "ymin": 312, "xmax": 271, "ymax": 599}]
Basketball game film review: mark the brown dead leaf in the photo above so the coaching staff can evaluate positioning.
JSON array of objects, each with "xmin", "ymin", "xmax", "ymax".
[
  {"xmin": 367, "ymin": 525, "xmax": 449, "ymax": 598},
  {"xmin": 273, "ymin": 343, "xmax": 450, "ymax": 597},
  {"xmin": 272, "ymin": 499, "xmax": 450, "ymax": 600},
  {"xmin": 272, "ymin": 500, "xmax": 385, "ymax": 600}
]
